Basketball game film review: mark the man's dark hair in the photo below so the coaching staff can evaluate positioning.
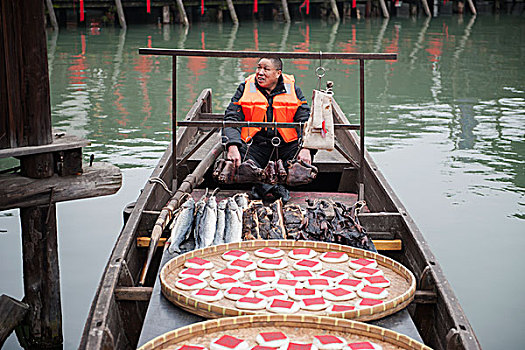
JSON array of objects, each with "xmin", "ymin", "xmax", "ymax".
[{"xmin": 261, "ymin": 57, "xmax": 283, "ymax": 71}]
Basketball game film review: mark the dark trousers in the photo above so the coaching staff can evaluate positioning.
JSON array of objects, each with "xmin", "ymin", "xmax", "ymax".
[
  {"xmin": 238, "ymin": 139, "xmax": 300, "ymax": 168},
  {"xmin": 238, "ymin": 138, "xmax": 309, "ymax": 194}
]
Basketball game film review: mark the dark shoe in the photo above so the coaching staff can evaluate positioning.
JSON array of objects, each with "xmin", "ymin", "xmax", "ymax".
[
  {"xmin": 251, "ymin": 184, "xmax": 274, "ymax": 200},
  {"xmin": 250, "ymin": 185, "xmax": 262, "ymax": 200},
  {"xmin": 271, "ymin": 184, "xmax": 290, "ymax": 204}
]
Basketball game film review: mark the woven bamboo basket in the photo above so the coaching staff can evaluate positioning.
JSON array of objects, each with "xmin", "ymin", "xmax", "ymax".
[
  {"xmin": 138, "ymin": 314, "xmax": 431, "ymax": 350},
  {"xmin": 160, "ymin": 240, "xmax": 415, "ymax": 322}
]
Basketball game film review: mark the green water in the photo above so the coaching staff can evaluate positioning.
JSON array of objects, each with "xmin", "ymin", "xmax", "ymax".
[{"xmin": 1, "ymin": 15, "xmax": 524, "ymax": 348}]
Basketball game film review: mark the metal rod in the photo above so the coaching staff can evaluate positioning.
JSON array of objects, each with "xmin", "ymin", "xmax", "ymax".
[
  {"xmin": 172, "ymin": 57, "xmax": 177, "ymax": 190},
  {"xmin": 359, "ymin": 59, "xmax": 365, "ymax": 201},
  {"xmin": 139, "ymin": 48, "xmax": 396, "ymax": 61},
  {"xmin": 334, "ymin": 143, "xmax": 359, "ymax": 169},
  {"xmin": 177, "ymin": 120, "xmax": 360, "ymax": 130}
]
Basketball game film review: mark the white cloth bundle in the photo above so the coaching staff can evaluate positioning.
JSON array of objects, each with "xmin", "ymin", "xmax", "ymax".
[{"xmin": 302, "ymin": 89, "xmax": 334, "ymax": 151}]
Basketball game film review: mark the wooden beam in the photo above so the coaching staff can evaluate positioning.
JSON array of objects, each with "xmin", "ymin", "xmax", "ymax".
[
  {"xmin": 0, "ymin": 162, "xmax": 122, "ymax": 211},
  {"xmin": 175, "ymin": 0, "xmax": 189, "ymax": 26},
  {"xmin": 466, "ymin": 0, "xmax": 477, "ymax": 15},
  {"xmin": 329, "ymin": 0, "xmax": 340, "ymax": 20},
  {"xmin": 0, "ymin": 295, "xmax": 30, "ymax": 347},
  {"xmin": 414, "ymin": 290, "xmax": 437, "ymax": 304},
  {"xmin": 114, "ymin": 287, "xmax": 153, "ymax": 301},
  {"xmin": 20, "ymin": 204, "xmax": 63, "ymax": 347},
  {"xmin": 373, "ymin": 239, "xmax": 402, "ymax": 251},
  {"xmin": 225, "ymin": 0, "xmax": 239, "ymax": 24},
  {"xmin": 0, "ymin": 0, "xmax": 52, "ymax": 149},
  {"xmin": 136, "ymin": 237, "xmax": 402, "ymax": 251},
  {"xmin": 0, "ymin": 134, "xmax": 90, "ymax": 159},
  {"xmin": 378, "ymin": 0, "xmax": 389, "ymax": 18},
  {"xmin": 115, "ymin": 0, "xmax": 127, "ymax": 29},
  {"xmin": 137, "ymin": 236, "xmax": 167, "ymax": 247},
  {"xmin": 421, "ymin": 0, "xmax": 431, "ymax": 16},
  {"xmin": 45, "ymin": 0, "xmax": 58, "ymax": 31},
  {"xmin": 281, "ymin": 0, "xmax": 291, "ymax": 23}
]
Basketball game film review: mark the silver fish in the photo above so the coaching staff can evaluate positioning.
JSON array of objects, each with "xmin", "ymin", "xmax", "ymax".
[
  {"xmin": 167, "ymin": 197, "xmax": 195, "ymax": 254},
  {"xmin": 224, "ymin": 197, "xmax": 243, "ymax": 243},
  {"xmin": 213, "ymin": 199, "xmax": 227, "ymax": 246},
  {"xmin": 198, "ymin": 195, "xmax": 218, "ymax": 249},
  {"xmin": 193, "ymin": 193, "xmax": 207, "ymax": 249},
  {"xmin": 234, "ymin": 192, "xmax": 249, "ymax": 211}
]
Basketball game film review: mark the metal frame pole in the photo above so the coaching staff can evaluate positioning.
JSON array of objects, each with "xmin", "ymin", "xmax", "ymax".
[
  {"xmin": 172, "ymin": 56, "xmax": 177, "ymax": 190},
  {"xmin": 359, "ymin": 59, "xmax": 365, "ymax": 201}
]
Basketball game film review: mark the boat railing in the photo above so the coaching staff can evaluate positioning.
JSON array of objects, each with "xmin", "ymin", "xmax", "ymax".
[{"xmin": 138, "ymin": 49, "xmax": 397, "ymax": 200}]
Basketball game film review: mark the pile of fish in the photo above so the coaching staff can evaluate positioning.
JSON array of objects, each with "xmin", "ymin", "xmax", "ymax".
[
  {"xmin": 167, "ymin": 190, "xmax": 245, "ymax": 254},
  {"xmin": 213, "ymin": 158, "xmax": 318, "ymax": 186},
  {"xmin": 296, "ymin": 199, "xmax": 372, "ymax": 250},
  {"xmin": 167, "ymin": 190, "xmax": 372, "ymax": 254}
]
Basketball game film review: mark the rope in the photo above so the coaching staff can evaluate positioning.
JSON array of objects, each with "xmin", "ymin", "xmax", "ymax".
[{"xmin": 148, "ymin": 177, "xmax": 174, "ymax": 196}]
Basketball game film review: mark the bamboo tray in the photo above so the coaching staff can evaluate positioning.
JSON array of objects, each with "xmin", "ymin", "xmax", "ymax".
[
  {"xmin": 160, "ymin": 240, "xmax": 415, "ymax": 322},
  {"xmin": 138, "ymin": 315, "xmax": 430, "ymax": 350}
]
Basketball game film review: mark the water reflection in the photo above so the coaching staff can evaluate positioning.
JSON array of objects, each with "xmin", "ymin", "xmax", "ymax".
[{"xmin": 46, "ymin": 18, "xmax": 524, "ymax": 197}]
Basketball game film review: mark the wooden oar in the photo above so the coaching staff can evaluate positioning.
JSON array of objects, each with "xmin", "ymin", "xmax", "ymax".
[{"xmin": 138, "ymin": 142, "xmax": 224, "ymax": 286}]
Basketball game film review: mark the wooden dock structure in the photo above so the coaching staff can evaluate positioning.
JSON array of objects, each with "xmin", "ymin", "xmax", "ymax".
[
  {"xmin": 42, "ymin": 0, "xmax": 488, "ymax": 29},
  {"xmin": 0, "ymin": 1, "xmax": 121, "ymax": 347}
]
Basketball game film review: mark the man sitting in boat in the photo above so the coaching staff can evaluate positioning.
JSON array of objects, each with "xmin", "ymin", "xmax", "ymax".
[{"xmin": 223, "ymin": 57, "xmax": 313, "ymax": 203}]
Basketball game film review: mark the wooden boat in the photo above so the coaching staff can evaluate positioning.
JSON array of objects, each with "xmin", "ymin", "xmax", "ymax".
[{"xmin": 80, "ymin": 50, "xmax": 480, "ymax": 350}]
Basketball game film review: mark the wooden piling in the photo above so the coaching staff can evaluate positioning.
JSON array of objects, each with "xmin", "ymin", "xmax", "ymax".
[
  {"xmin": 0, "ymin": 0, "xmax": 52, "ymax": 148},
  {"xmin": 175, "ymin": 0, "xmax": 189, "ymax": 26},
  {"xmin": 329, "ymin": 0, "xmax": 340, "ymax": 20},
  {"xmin": 281, "ymin": 0, "xmax": 291, "ymax": 23},
  {"xmin": 1, "ymin": 1, "xmax": 120, "ymax": 348},
  {"xmin": 466, "ymin": 0, "xmax": 477, "ymax": 15},
  {"xmin": 225, "ymin": 0, "xmax": 239, "ymax": 25},
  {"xmin": 45, "ymin": 0, "xmax": 58, "ymax": 30},
  {"xmin": 421, "ymin": 0, "xmax": 431, "ymax": 16},
  {"xmin": 19, "ymin": 204, "xmax": 63, "ymax": 348},
  {"xmin": 115, "ymin": 0, "xmax": 127, "ymax": 29},
  {"xmin": 379, "ymin": 0, "xmax": 390, "ymax": 18},
  {"xmin": 163, "ymin": 5, "xmax": 170, "ymax": 24}
]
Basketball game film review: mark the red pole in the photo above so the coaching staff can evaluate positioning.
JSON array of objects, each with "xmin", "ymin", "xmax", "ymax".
[
  {"xmin": 80, "ymin": 0, "xmax": 84, "ymax": 21},
  {"xmin": 254, "ymin": 0, "xmax": 258, "ymax": 13},
  {"xmin": 201, "ymin": 0, "xmax": 205, "ymax": 15},
  {"xmin": 147, "ymin": 0, "xmax": 151, "ymax": 13}
]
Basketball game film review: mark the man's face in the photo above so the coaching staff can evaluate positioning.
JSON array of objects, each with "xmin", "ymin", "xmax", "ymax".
[{"xmin": 255, "ymin": 58, "xmax": 281, "ymax": 91}]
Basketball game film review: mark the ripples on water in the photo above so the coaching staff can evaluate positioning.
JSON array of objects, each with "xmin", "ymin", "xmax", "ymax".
[{"xmin": 0, "ymin": 15, "xmax": 524, "ymax": 349}]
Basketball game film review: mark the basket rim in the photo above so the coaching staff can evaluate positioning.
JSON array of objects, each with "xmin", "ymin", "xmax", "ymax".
[
  {"xmin": 160, "ymin": 240, "xmax": 416, "ymax": 321},
  {"xmin": 138, "ymin": 314, "xmax": 431, "ymax": 350}
]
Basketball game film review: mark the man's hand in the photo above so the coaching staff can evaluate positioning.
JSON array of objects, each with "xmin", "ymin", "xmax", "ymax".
[
  {"xmin": 297, "ymin": 148, "xmax": 312, "ymax": 165},
  {"xmin": 227, "ymin": 145, "xmax": 242, "ymax": 168}
]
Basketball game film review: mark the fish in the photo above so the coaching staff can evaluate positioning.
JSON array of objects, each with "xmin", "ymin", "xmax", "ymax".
[
  {"xmin": 224, "ymin": 197, "xmax": 242, "ymax": 243},
  {"xmin": 198, "ymin": 195, "xmax": 218, "ymax": 249},
  {"xmin": 268, "ymin": 199, "xmax": 287, "ymax": 239},
  {"xmin": 242, "ymin": 201, "xmax": 260, "ymax": 240},
  {"xmin": 213, "ymin": 199, "xmax": 227, "ymax": 245},
  {"xmin": 193, "ymin": 191, "xmax": 208, "ymax": 249},
  {"xmin": 167, "ymin": 196, "xmax": 195, "ymax": 254},
  {"xmin": 234, "ymin": 192, "xmax": 249, "ymax": 211}
]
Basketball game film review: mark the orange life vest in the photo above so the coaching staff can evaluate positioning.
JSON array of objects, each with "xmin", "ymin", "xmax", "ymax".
[{"xmin": 236, "ymin": 74, "xmax": 306, "ymax": 143}]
